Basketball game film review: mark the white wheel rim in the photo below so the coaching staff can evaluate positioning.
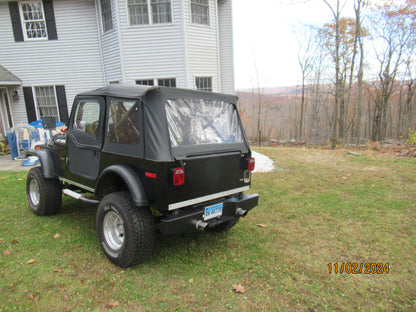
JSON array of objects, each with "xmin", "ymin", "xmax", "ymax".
[
  {"xmin": 29, "ymin": 179, "xmax": 40, "ymax": 206},
  {"xmin": 103, "ymin": 209, "xmax": 124, "ymax": 251}
]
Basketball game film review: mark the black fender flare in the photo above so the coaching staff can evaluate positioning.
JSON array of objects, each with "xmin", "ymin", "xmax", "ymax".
[
  {"xmin": 26, "ymin": 149, "xmax": 57, "ymax": 178},
  {"xmin": 95, "ymin": 165, "xmax": 148, "ymax": 207}
]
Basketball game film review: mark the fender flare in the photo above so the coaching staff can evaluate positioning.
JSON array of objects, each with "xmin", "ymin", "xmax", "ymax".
[
  {"xmin": 96, "ymin": 165, "xmax": 148, "ymax": 207},
  {"xmin": 26, "ymin": 149, "xmax": 57, "ymax": 178}
]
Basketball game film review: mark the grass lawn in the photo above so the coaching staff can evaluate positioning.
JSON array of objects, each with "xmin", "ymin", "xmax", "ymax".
[{"xmin": 1, "ymin": 147, "xmax": 415, "ymax": 311}]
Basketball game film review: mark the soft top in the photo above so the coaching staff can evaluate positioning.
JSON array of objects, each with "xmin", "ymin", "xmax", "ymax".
[
  {"xmin": 77, "ymin": 84, "xmax": 238, "ymax": 103},
  {"xmin": 76, "ymin": 84, "xmax": 245, "ymax": 162}
]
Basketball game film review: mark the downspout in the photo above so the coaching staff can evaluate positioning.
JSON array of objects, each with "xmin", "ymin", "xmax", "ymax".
[
  {"xmin": 181, "ymin": 0, "xmax": 189, "ymax": 88},
  {"xmin": 95, "ymin": 0, "xmax": 107, "ymax": 85},
  {"xmin": 114, "ymin": 0, "xmax": 126, "ymax": 83},
  {"xmin": 215, "ymin": 0, "xmax": 222, "ymax": 92}
]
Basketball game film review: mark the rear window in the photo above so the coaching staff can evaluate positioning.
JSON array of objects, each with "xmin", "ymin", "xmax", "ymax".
[{"xmin": 165, "ymin": 99, "xmax": 244, "ymax": 147}]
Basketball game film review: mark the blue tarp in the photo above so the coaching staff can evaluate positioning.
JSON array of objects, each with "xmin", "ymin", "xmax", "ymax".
[{"xmin": 29, "ymin": 119, "xmax": 65, "ymax": 128}]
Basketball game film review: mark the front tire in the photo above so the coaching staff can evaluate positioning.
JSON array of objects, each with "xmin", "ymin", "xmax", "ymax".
[
  {"xmin": 26, "ymin": 167, "xmax": 61, "ymax": 216},
  {"xmin": 96, "ymin": 191, "xmax": 155, "ymax": 268}
]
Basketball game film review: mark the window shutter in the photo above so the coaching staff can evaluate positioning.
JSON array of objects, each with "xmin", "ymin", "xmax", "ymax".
[
  {"xmin": 43, "ymin": 0, "xmax": 58, "ymax": 40},
  {"xmin": 8, "ymin": 2, "xmax": 24, "ymax": 42},
  {"xmin": 55, "ymin": 85, "xmax": 68, "ymax": 123},
  {"xmin": 23, "ymin": 87, "xmax": 37, "ymax": 123}
]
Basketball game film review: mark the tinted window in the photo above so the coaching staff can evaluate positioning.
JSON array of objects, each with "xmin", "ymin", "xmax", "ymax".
[{"xmin": 107, "ymin": 100, "xmax": 140, "ymax": 144}]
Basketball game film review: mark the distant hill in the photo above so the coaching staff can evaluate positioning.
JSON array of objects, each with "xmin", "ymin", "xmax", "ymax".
[{"xmin": 237, "ymin": 86, "xmax": 300, "ymax": 95}]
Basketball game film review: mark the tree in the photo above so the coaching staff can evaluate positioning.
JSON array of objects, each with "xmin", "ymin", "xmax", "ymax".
[
  {"xmin": 369, "ymin": 0, "xmax": 416, "ymax": 141},
  {"xmin": 322, "ymin": 0, "xmax": 345, "ymax": 148},
  {"xmin": 297, "ymin": 27, "xmax": 316, "ymax": 141},
  {"xmin": 354, "ymin": 0, "xmax": 365, "ymax": 145}
]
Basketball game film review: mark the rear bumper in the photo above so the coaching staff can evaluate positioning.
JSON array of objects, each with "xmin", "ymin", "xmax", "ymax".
[{"xmin": 159, "ymin": 193, "xmax": 259, "ymax": 235}]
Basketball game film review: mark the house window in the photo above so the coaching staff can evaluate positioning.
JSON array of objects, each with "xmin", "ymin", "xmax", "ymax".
[
  {"xmin": 191, "ymin": 0, "xmax": 209, "ymax": 25},
  {"xmin": 100, "ymin": 0, "xmax": 113, "ymax": 32},
  {"xmin": 151, "ymin": 0, "xmax": 171, "ymax": 23},
  {"xmin": 34, "ymin": 86, "xmax": 59, "ymax": 119},
  {"xmin": 136, "ymin": 79, "xmax": 154, "ymax": 86},
  {"xmin": 195, "ymin": 77, "xmax": 212, "ymax": 91},
  {"xmin": 19, "ymin": 1, "xmax": 47, "ymax": 39},
  {"xmin": 128, "ymin": 0, "xmax": 171, "ymax": 25},
  {"xmin": 128, "ymin": 0, "xmax": 149, "ymax": 25},
  {"xmin": 158, "ymin": 78, "xmax": 176, "ymax": 88}
]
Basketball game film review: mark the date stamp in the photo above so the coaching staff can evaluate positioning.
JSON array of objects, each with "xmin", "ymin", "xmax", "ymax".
[{"xmin": 328, "ymin": 263, "xmax": 389, "ymax": 274}]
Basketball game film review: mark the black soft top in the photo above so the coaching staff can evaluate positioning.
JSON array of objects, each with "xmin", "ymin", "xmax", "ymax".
[
  {"xmin": 76, "ymin": 85, "xmax": 247, "ymax": 161},
  {"xmin": 78, "ymin": 84, "xmax": 238, "ymax": 103}
]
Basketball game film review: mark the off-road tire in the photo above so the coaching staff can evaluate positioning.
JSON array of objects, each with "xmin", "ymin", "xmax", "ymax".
[
  {"xmin": 209, "ymin": 217, "xmax": 240, "ymax": 233},
  {"xmin": 26, "ymin": 167, "xmax": 62, "ymax": 216},
  {"xmin": 96, "ymin": 191, "xmax": 155, "ymax": 268}
]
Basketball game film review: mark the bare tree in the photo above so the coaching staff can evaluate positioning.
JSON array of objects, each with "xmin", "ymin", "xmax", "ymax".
[
  {"xmin": 297, "ymin": 27, "xmax": 316, "ymax": 141},
  {"xmin": 323, "ymin": 0, "xmax": 345, "ymax": 149},
  {"xmin": 369, "ymin": 0, "xmax": 415, "ymax": 141}
]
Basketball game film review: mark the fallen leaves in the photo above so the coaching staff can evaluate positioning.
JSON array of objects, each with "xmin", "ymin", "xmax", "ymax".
[
  {"xmin": 107, "ymin": 301, "xmax": 120, "ymax": 308},
  {"xmin": 53, "ymin": 233, "xmax": 61, "ymax": 239},
  {"xmin": 232, "ymin": 284, "xmax": 245, "ymax": 294},
  {"xmin": 2, "ymin": 249, "xmax": 12, "ymax": 256},
  {"xmin": 256, "ymin": 224, "xmax": 267, "ymax": 228},
  {"xmin": 26, "ymin": 259, "xmax": 36, "ymax": 264},
  {"xmin": 24, "ymin": 290, "xmax": 39, "ymax": 301}
]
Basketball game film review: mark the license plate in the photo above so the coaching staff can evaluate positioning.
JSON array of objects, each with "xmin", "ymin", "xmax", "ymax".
[{"xmin": 204, "ymin": 203, "xmax": 223, "ymax": 221}]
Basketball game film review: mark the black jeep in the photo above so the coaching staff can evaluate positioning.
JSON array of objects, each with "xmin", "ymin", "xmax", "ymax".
[{"xmin": 26, "ymin": 85, "xmax": 259, "ymax": 267}]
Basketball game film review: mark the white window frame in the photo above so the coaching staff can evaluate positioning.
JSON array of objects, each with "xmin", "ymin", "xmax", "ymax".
[
  {"xmin": 157, "ymin": 78, "xmax": 176, "ymax": 87},
  {"xmin": 190, "ymin": 0, "xmax": 209, "ymax": 25},
  {"xmin": 136, "ymin": 79, "xmax": 155, "ymax": 86},
  {"xmin": 33, "ymin": 86, "xmax": 59, "ymax": 120},
  {"xmin": 19, "ymin": 1, "xmax": 48, "ymax": 41},
  {"xmin": 127, "ymin": 0, "xmax": 172, "ymax": 26},
  {"xmin": 100, "ymin": 0, "xmax": 114, "ymax": 32},
  {"xmin": 135, "ymin": 78, "xmax": 176, "ymax": 87},
  {"xmin": 195, "ymin": 77, "xmax": 212, "ymax": 91}
]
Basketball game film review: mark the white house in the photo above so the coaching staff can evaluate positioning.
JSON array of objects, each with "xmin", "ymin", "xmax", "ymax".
[{"xmin": 0, "ymin": 0, "xmax": 235, "ymax": 139}]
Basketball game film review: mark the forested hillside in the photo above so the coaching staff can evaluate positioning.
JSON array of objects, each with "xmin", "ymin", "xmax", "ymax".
[{"xmin": 237, "ymin": 0, "xmax": 416, "ymax": 147}]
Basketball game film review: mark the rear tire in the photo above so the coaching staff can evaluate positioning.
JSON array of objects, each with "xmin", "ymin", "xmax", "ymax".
[
  {"xmin": 209, "ymin": 217, "xmax": 240, "ymax": 233},
  {"xmin": 96, "ymin": 191, "xmax": 155, "ymax": 268},
  {"xmin": 26, "ymin": 167, "xmax": 61, "ymax": 216}
]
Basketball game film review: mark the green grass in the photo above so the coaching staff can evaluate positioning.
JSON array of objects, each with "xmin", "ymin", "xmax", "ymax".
[{"xmin": 1, "ymin": 147, "xmax": 415, "ymax": 311}]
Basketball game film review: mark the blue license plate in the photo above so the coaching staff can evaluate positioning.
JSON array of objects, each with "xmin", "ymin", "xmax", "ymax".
[{"xmin": 204, "ymin": 203, "xmax": 223, "ymax": 221}]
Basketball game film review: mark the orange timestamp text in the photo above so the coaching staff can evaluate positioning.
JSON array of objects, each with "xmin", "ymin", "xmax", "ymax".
[{"xmin": 328, "ymin": 262, "xmax": 389, "ymax": 274}]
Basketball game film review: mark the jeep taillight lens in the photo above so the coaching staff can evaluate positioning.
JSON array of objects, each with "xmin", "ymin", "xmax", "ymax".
[
  {"xmin": 248, "ymin": 157, "xmax": 255, "ymax": 172},
  {"xmin": 173, "ymin": 168, "xmax": 185, "ymax": 186}
]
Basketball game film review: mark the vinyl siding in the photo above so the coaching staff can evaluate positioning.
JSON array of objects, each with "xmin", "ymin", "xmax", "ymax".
[
  {"xmin": 0, "ymin": 0, "xmax": 105, "ymax": 124},
  {"xmin": 183, "ymin": 0, "xmax": 218, "ymax": 91},
  {"xmin": 97, "ymin": 0, "xmax": 123, "ymax": 83},
  {"xmin": 117, "ymin": 0, "xmax": 186, "ymax": 87},
  {"xmin": 0, "ymin": 0, "xmax": 235, "ymax": 126}
]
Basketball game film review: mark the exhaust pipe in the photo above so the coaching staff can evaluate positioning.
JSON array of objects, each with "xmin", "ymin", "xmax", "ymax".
[
  {"xmin": 62, "ymin": 188, "xmax": 100, "ymax": 205},
  {"xmin": 236, "ymin": 208, "xmax": 248, "ymax": 217},
  {"xmin": 194, "ymin": 220, "xmax": 209, "ymax": 230}
]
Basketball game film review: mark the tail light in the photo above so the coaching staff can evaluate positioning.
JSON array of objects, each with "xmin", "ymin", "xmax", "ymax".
[
  {"xmin": 173, "ymin": 168, "xmax": 185, "ymax": 186},
  {"xmin": 248, "ymin": 157, "xmax": 255, "ymax": 172}
]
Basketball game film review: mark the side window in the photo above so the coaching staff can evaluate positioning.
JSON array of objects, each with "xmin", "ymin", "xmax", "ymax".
[
  {"xmin": 107, "ymin": 100, "xmax": 140, "ymax": 144},
  {"xmin": 73, "ymin": 101, "xmax": 101, "ymax": 136}
]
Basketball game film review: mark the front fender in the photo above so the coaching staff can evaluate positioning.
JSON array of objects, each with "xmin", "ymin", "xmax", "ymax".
[
  {"xmin": 95, "ymin": 165, "xmax": 148, "ymax": 207},
  {"xmin": 26, "ymin": 149, "xmax": 57, "ymax": 178}
]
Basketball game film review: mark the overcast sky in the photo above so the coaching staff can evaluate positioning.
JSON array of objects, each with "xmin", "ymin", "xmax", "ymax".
[{"xmin": 232, "ymin": 0, "xmax": 355, "ymax": 89}]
